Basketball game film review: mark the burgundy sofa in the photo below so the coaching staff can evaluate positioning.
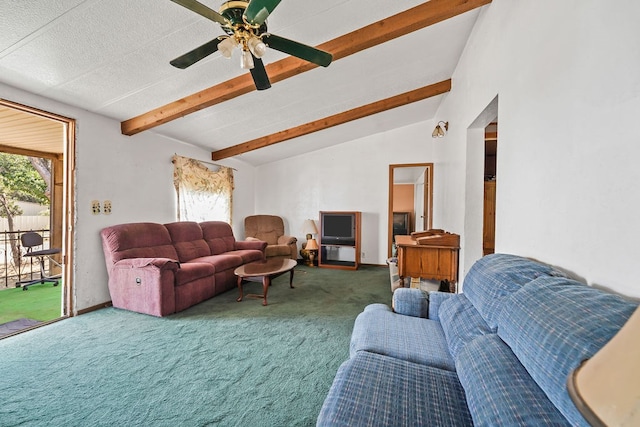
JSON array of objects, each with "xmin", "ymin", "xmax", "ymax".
[{"xmin": 101, "ymin": 221, "xmax": 267, "ymax": 317}]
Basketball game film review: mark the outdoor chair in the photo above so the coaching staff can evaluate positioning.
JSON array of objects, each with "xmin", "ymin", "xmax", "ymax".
[{"xmin": 16, "ymin": 231, "xmax": 61, "ymax": 291}]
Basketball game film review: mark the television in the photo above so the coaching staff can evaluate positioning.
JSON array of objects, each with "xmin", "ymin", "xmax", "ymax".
[{"xmin": 321, "ymin": 213, "xmax": 356, "ymax": 246}]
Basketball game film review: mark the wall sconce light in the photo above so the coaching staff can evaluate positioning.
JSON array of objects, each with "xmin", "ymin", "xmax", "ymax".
[{"xmin": 432, "ymin": 121, "xmax": 449, "ymax": 138}]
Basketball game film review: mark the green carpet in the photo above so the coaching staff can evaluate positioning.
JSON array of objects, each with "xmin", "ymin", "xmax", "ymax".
[{"xmin": 0, "ymin": 265, "xmax": 390, "ymax": 426}]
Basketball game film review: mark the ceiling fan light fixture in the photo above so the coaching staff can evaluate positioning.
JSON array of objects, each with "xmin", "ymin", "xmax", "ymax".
[
  {"xmin": 240, "ymin": 49, "xmax": 255, "ymax": 69},
  {"xmin": 218, "ymin": 36, "xmax": 237, "ymax": 59},
  {"xmin": 169, "ymin": 0, "xmax": 331, "ymax": 91},
  {"xmin": 248, "ymin": 36, "xmax": 267, "ymax": 58}
]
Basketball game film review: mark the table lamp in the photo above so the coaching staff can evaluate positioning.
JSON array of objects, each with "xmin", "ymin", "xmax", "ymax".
[
  {"xmin": 302, "ymin": 219, "xmax": 319, "ymax": 266},
  {"xmin": 567, "ymin": 305, "xmax": 640, "ymax": 426}
]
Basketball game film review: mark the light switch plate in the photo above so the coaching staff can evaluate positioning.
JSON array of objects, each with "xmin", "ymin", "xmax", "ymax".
[
  {"xmin": 103, "ymin": 200, "xmax": 112, "ymax": 214},
  {"xmin": 91, "ymin": 200, "xmax": 101, "ymax": 215}
]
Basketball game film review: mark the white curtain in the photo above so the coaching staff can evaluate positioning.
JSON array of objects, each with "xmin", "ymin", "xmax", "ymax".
[{"xmin": 172, "ymin": 155, "xmax": 234, "ymax": 223}]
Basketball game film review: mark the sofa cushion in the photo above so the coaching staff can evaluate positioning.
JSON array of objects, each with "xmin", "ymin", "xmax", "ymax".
[
  {"xmin": 317, "ymin": 351, "xmax": 473, "ymax": 427},
  {"xmin": 164, "ymin": 221, "xmax": 201, "ymax": 242},
  {"xmin": 265, "ymin": 245, "xmax": 292, "ymax": 258},
  {"xmin": 391, "ymin": 288, "xmax": 429, "ymax": 318},
  {"xmin": 225, "ymin": 249, "xmax": 265, "ymax": 264},
  {"xmin": 428, "ymin": 291, "xmax": 455, "ymax": 321},
  {"xmin": 192, "ymin": 254, "xmax": 244, "ymax": 272},
  {"xmin": 174, "ymin": 262, "xmax": 215, "ymax": 286},
  {"xmin": 350, "ymin": 304, "xmax": 454, "ymax": 371},
  {"xmin": 101, "ymin": 222, "xmax": 178, "ymax": 264},
  {"xmin": 200, "ymin": 221, "xmax": 237, "ymax": 254},
  {"xmin": 256, "ymin": 230, "xmax": 278, "ymax": 245},
  {"xmin": 172, "ymin": 240, "xmax": 210, "ymax": 263},
  {"xmin": 496, "ymin": 276, "xmax": 638, "ymax": 426},
  {"xmin": 462, "ymin": 253, "xmax": 567, "ymax": 329},
  {"xmin": 244, "ymin": 215, "xmax": 285, "ymax": 245},
  {"xmin": 165, "ymin": 221, "xmax": 211, "ymax": 262},
  {"xmin": 456, "ymin": 334, "xmax": 571, "ymax": 426},
  {"xmin": 438, "ymin": 294, "xmax": 493, "ymax": 359},
  {"xmin": 113, "ymin": 245, "xmax": 178, "ymax": 262}
]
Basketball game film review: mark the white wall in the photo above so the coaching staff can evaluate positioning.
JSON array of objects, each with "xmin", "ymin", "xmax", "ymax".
[
  {"xmin": 254, "ymin": 120, "xmax": 435, "ymax": 265},
  {"xmin": 1, "ymin": 82, "xmax": 256, "ymax": 312},
  {"xmin": 433, "ymin": 0, "xmax": 640, "ymax": 298}
]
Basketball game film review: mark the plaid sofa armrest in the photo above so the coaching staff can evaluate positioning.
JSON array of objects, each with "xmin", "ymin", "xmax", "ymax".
[{"xmin": 392, "ymin": 288, "xmax": 429, "ymax": 318}]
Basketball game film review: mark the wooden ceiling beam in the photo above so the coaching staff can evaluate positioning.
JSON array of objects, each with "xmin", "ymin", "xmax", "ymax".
[
  {"xmin": 212, "ymin": 79, "xmax": 451, "ymax": 160},
  {"xmin": 121, "ymin": 0, "xmax": 491, "ymax": 136}
]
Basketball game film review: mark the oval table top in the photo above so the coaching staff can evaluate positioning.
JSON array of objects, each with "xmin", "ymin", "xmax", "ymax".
[{"xmin": 234, "ymin": 258, "xmax": 297, "ymax": 278}]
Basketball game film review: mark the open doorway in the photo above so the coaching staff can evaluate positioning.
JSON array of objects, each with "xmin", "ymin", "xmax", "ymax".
[
  {"xmin": 0, "ymin": 99, "xmax": 75, "ymax": 338},
  {"xmin": 388, "ymin": 163, "xmax": 433, "ymax": 258},
  {"xmin": 483, "ymin": 122, "xmax": 497, "ymax": 256}
]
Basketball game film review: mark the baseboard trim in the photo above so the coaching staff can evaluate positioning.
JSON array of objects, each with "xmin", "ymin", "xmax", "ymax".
[{"xmin": 76, "ymin": 301, "xmax": 112, "ymax": 316}]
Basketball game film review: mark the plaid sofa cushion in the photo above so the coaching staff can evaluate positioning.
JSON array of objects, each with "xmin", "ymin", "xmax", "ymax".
[
  {"xmin": 457, "ymin": 334, "xmax": 571, "ymax": 426},
  {"xmin": 463, "ymin": 253, "xmax": 567, "ymax": 329},
  {"xmin": 497, "ymin": 276, "xmax": 638, "ymax": 426},
  {"xmin": 391, "ymin": 288, "xmax": 430, "ymax": 318},
  {"xmin": 438, "ymin": 294, "xmax": 493, "ymax": 359},
  {"xmin": 350, "ymin": 304, "xmax": 454, "ymax": 371},
  {"xmin": 428, "ymin": 291, "xmax": 455, "ymax": 321},
  {"xmin": 317, "ymin": 351, "xmax": 473, "ymax": 427}
]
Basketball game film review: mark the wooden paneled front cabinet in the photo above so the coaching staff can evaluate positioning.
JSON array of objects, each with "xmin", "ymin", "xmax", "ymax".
[{"xmin": 394, "ymin": 231, "xmax": 460, "ymax": 293}]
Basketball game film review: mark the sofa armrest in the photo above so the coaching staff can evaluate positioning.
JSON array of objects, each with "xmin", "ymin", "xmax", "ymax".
[
  {"xmin": 392, "ymin": 288, "xmax": 429, "ymax": 318},
  {"xmin": 112, "ymin": 257, "xmax": 180, "ymax": 271},
  {"xmin": 277, "ymin": 235, "xmax": 297, "ymax": 245},
  {"xmin": 108, "ymin": 257, "xmax": 180, "ymax": 317},
  {"xmin": 235, "ymin": 239, "xmax": 268, "ymax": 252},
  {"xmin": 428, "ymin": 291, "xmax": 455, "ymax": 321}
]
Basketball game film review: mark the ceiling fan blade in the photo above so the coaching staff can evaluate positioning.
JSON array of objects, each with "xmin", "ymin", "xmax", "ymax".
[
  {"xmin": 170, "ymin": 0, "xmax": 229, "ymax": 25},
  {"xmin": 170, "ymin": 38, "xmax": 223, "ymax": 69},
  {"xmin": 244, "ymin": 0, "xmax": 282, "ymax": 26},
  {"xmin": 249, "ymin": 56, "xmax": 271, "ymax": 90},
  {"xmin": 263, "ymin": 34, "xmax": 332, "ymax": 67}
]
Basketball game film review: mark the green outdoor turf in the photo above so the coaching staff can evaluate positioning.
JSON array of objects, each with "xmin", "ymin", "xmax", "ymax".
[
  {"xmin": 0, "ymin": 281, "xmax": 62, "ymax": 324},
  {"xmin": 0, "ymin": 265, "xmax": 390, "ymax": 426}
]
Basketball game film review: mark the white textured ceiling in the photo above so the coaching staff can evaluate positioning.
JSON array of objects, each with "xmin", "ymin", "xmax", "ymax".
[{"xmin": 0, "ymin": 0, "xmax": 483, "ymax": 165}]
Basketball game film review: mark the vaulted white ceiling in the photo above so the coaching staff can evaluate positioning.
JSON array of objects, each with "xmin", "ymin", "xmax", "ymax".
[{"xmin": 0, "ymin": 1, "xmax": 486, "ymax": 165}]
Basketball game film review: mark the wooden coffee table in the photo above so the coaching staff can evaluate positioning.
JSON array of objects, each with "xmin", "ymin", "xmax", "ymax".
[{"xmin": 234, "ymin": 258, "xmax": 297, "ymax": 306}]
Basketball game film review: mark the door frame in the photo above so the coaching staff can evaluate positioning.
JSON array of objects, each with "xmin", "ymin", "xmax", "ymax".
[
  {"xmin": 388, "ymin": 163, "xmax": 433, "ymax": 258},
  {"xmin": 0, "ymin": 98, "xmax": 75, "ymax": 317}
]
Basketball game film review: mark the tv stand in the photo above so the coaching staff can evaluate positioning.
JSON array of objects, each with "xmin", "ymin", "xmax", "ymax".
[{"xmin": 319, "ymin": 211, "xmax": 361, "ymax": 270}]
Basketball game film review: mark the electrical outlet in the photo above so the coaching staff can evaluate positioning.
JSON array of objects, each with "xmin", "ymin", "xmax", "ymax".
[
  {"xmin": 91, "ymin": 200, "xmax": 101, "ymax": 215},
  {"xmin": 361, "ymin": 251, "xmax": 365, "ymax": 259},
  {"xmin": 103, "ymin": 200, "xmax": 112, "ymax": 215}
]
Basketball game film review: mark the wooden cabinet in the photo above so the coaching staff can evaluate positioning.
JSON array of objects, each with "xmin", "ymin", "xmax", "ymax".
[
  {"xmin": 395, "ymin": 233, "xmax": 460, "ymax": 293},
  {"xmin": 483, "ymin": 181, "xmax": 496, "ymax": 256},
  {"xmin": 319, "ymin": 211, "xmax": 361, "ymax": 270}
]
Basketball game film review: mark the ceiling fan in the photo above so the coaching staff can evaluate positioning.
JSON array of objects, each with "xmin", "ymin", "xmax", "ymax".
[{"xmin": 169, "ymin": 0, "xmax": 333, "ymax": 90}]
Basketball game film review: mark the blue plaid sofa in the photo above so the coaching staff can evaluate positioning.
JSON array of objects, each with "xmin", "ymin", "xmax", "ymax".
[{"xmin": 317, "ymin": 253, "xmax": 638, "ymax": 426}]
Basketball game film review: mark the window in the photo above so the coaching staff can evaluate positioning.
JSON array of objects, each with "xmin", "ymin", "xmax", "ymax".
[{"xmin": 172, "ymin": 155, "xmax": 234, "ymax": 223}]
